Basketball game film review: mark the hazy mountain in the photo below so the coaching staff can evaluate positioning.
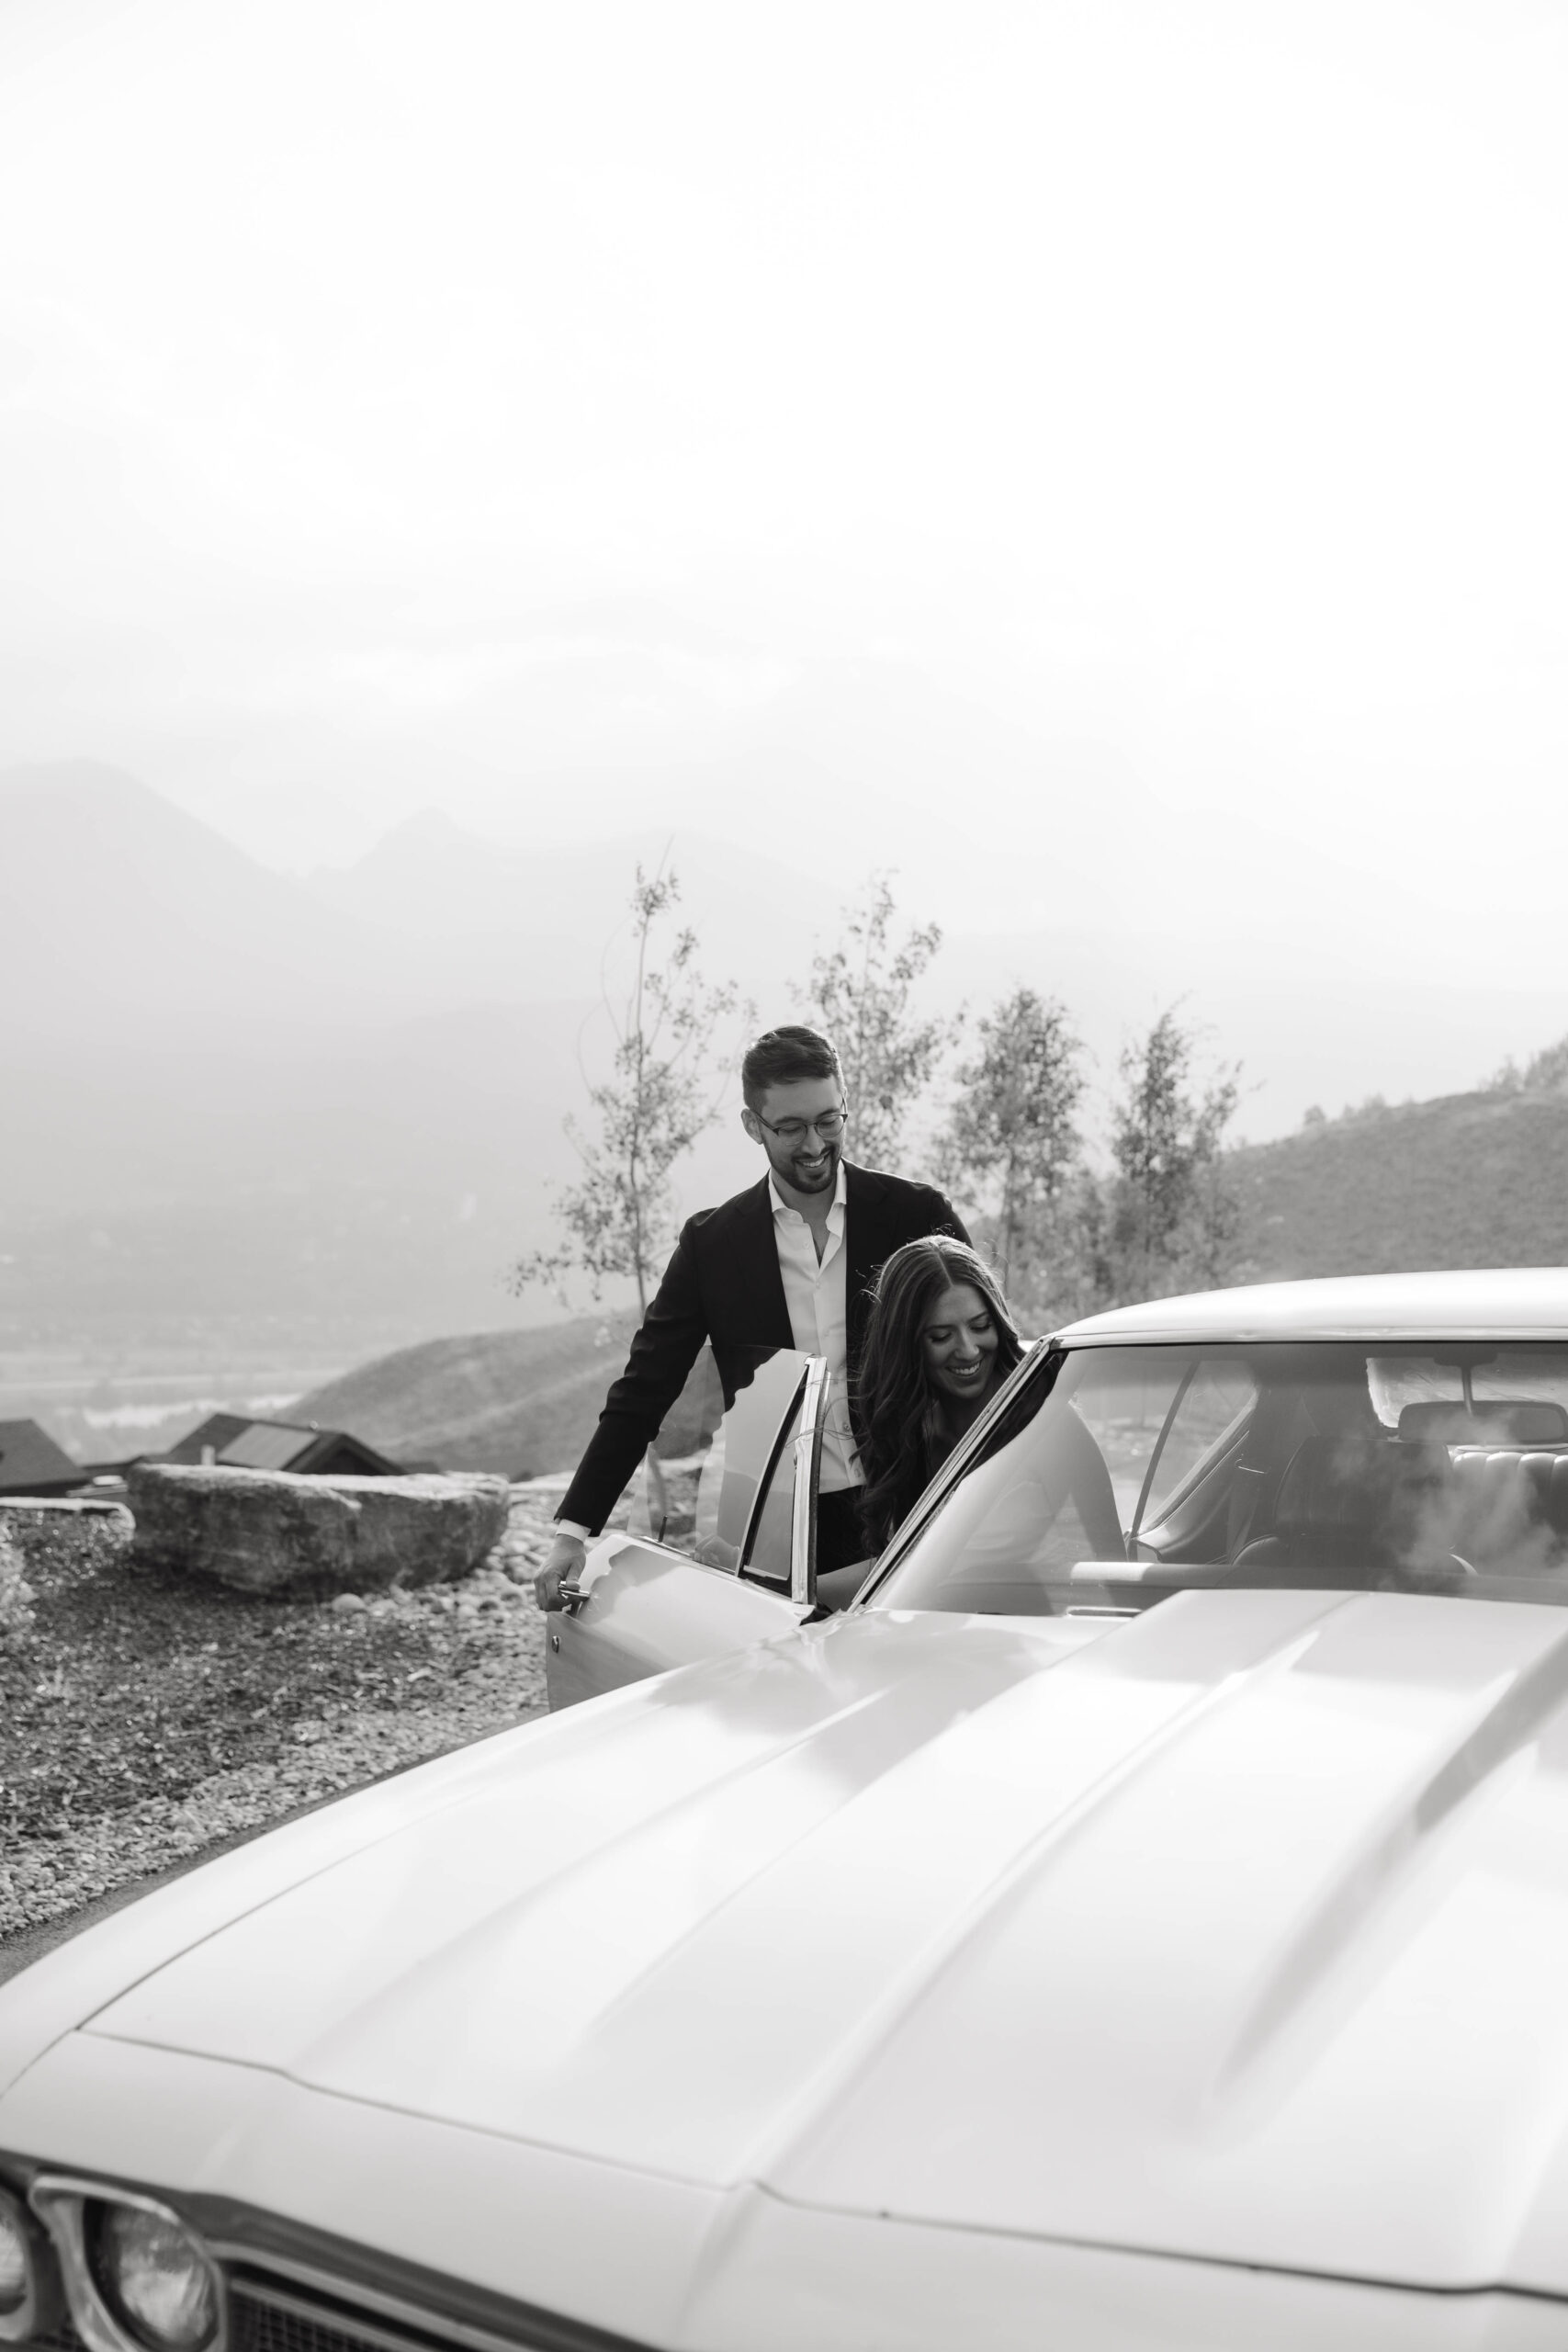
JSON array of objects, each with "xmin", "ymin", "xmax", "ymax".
[
  {"xmin": 0, "ymin": 764, "xmax": 796, "ymax": 1384},
  {"xmin": 0, "ymin": 759, "xmax": 841, "ymax": 1066},
  {"xmin": 304, "ymin": 808, "xmax": 841, "ymax": 1007},
  {"xmin": 0, "ymin": 760, "xmax": 437, "ymax": 1054}
]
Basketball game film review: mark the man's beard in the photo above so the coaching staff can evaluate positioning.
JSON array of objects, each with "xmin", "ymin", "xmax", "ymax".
[{"xmin": 779, "ymin": 1140, "xmax": 840, "ymax": 1193}]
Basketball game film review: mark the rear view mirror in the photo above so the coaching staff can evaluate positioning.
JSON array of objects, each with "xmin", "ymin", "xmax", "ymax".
[{"xmin": 1397, "ymin": 1399, "xmax": 1568, "ymax": 1446}]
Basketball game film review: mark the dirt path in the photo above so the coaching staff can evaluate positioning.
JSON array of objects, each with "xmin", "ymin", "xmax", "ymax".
[
  {"xmin": 1, "ymin": 1497, "xmax": 558, "ymax": 1955},
  {"xmin": 0, "ymin": 1701, "xmax": 552, "ymax": 1985}
]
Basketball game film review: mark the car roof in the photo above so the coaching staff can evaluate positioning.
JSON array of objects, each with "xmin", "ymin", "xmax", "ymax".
[{"xmin": 1053, "ymin": 1267, "xmax": 1568, "ymax": 1347}]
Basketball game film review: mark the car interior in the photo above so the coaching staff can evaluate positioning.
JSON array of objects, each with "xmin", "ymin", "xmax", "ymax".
[{"xmin": 870, "ymin": 1344, "xmax": 1568, "ymax": 1617}]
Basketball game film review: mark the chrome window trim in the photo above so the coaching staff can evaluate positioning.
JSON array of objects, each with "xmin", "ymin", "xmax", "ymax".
[
  {"xmin": 788, "ymin": 1352, "xmax": 828, "ymax": 1607},
  {"xmin": 855, "ymin": 1335, "xmax": 1057, "ymax": 1606},
  {"xmin": 736, "ymin": 1358, "xmax": 810, "ymax": 1589},
  {"xmin": 29, "ymin": 2177, "xmax": 226, "ymax": 2352}
]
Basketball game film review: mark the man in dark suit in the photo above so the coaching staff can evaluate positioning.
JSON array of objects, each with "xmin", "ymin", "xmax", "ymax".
[{"xmin": 535, "ymin": 1023, "xmax": 969, "ymax": 1607}]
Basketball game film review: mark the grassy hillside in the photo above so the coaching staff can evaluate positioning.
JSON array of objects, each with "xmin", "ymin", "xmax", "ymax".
[
  {"xmin": 291, "ymin": 1315, "xmax": 723, "ymax": 1478},
  {"xmin": 1234, "ymin": 1084, "xmax": 1568, "ymax": 1281},
  {"xmin": 291, "ymin": 1317, "xmax": 639, "ymax": 1476}
]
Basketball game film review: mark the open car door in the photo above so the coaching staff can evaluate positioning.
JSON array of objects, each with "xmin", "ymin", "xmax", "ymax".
[{"xmin": 545, "ymin": 1343, "xmax": 829, "ymax": 1709}]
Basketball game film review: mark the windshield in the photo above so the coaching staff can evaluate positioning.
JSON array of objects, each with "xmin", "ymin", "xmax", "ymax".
[{"xmin": 870, "ymin": 1340, "xmax": 1568, "ymax": 1616}]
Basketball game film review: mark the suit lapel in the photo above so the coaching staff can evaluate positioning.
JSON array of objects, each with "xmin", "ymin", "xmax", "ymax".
[
  {"xmin": 843, "ymin": 1162, "xmax": 893, "ymax": 1352},
  {"xmin": 733, "ymin": 1175, "xmax": 795, "ymax": 1348}
]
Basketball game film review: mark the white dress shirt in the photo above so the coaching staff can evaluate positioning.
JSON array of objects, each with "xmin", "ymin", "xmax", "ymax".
[{"xmin": 767, "ymin": 1161, "xmax": 860, "ymax": 1493}]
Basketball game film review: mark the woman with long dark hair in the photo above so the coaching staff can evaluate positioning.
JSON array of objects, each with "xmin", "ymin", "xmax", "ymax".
[{"xmin": 855, "ymin": 1237, "xmax": 1024, "ymax": 1557}]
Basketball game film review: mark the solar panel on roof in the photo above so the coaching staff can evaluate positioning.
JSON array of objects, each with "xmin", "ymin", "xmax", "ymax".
[{"xmin": 220, "ymin": 1424, "xmax": 312, "ymax": 1472}]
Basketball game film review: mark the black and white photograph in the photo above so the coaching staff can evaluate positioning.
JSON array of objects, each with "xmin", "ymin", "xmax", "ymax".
[{"xmin": 5, "ymin": 4, "xmax": 1568, "ymax": 2346}]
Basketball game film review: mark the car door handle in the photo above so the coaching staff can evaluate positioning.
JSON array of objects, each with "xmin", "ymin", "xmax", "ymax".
[{"xmin": 558, "ymin": 1577, "xmax": 589, "ymax": 1616}]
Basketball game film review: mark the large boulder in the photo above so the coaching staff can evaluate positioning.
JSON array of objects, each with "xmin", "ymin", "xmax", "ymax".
[{"xmin": 126, "ymin": 1464, "xmax": 512, "ymax": 1596}]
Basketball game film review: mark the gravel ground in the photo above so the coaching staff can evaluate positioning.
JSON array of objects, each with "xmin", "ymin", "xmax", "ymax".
[{"xmin": 0, "ymin": 1495, "xmax": 559, "ymax": 1950}]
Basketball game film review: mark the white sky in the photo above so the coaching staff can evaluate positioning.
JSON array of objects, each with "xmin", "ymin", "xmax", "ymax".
[{"xmin": 3, "ymin": 1, "xmax": 1567, "ymax": 1004}]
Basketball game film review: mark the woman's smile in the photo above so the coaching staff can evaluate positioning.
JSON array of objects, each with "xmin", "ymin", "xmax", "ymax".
[{"xmin": 921, "ymin": 1281, "xmax": 1001, "ymax": 1412}]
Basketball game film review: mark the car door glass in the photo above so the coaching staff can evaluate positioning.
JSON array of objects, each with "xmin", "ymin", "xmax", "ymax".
[
  {"xmin": 1137, "ymin": 1359, "xmax": 1258, "ymax": 1532},
  {"xmin": 626, "ymin": 1345, "xmax": 815, "ymax": 1584},
  {"xmin": 1067, "ymin": 1351, "xmax": 1191, "ymax": 1532}
]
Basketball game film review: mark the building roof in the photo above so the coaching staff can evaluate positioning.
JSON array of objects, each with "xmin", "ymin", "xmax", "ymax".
[
  {"xmin": 0, "ymin": 1419, "xmax": 84, "ymax": 1494},
  {"xmin": 220, "ymin": 1421, "xmax": 320, "ymax": 1472},
  {"xmin": 163, "ymin": 1414, "xmax": 402, "ymax": 1477},
  {"xmin": 1055, "ymin": 1267, "xmax": 1568, "ymax": 1348}
]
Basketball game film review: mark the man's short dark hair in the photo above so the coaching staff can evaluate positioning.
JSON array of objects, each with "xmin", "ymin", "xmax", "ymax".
[{"xmin": 741, "ymin": 1023, "xmax": 841, "ymax": 1109}]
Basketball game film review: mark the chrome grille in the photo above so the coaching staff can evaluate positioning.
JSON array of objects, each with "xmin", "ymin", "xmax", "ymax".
[
  {"xmin": 225, "ymin": 2268, "xmax": 645, "ymax": 2352},
  {"xmin": 231, "ymin": 2278, "xmax": 481, "ymax": 2352}
]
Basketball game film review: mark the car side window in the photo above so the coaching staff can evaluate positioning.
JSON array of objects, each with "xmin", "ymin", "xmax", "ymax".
[
  {"xmin": 1067, "ymin": 1353, "xmax": 1191, "ymax": 1533},
  {"xmin": 1136, "ymin": 1359, "xmax": 1258, "ymax": 1534}
]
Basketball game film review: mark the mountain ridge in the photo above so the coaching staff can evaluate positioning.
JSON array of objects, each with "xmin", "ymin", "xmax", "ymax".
[{"xmin": 1235, "ymin": 1080, "xmax": 1568, "ymax": 1283}]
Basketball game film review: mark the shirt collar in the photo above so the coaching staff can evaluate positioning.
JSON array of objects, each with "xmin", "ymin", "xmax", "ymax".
[{"xmin": 768, "ymin": 1159, "xmax": 847, "ymax": 1225}]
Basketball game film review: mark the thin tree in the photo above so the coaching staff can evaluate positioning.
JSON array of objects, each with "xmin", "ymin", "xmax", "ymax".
[
  {"xmin": 513, "ymin": 864, "xmax": 745, "ymax": 1313},
  {"xmin": 806, "ymin": 873, "xmax": 952, "ymax": 1168},
  {"xmin": 1109, "ymin": 1007, "xmax": 1240, "ymax": 1298},
  {"xmin": 940, "ymin": 988, "xmax": 1086, "ymax": 1299}
]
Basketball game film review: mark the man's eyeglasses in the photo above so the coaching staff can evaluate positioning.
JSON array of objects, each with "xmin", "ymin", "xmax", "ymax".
[{"xmin": 753, "ymin": 1105, "xmax": 847, "ymax": 1144}]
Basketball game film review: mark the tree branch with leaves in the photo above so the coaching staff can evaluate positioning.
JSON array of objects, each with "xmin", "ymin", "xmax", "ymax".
[
  {"xmin": 805, "ymin": 873, "xmax": 953, "ymax": 1170},
  {"xmin": 1108, "ymin": 1007, "xmax": 1241, "ymax": 1300},
  {"xmin": 939, "ymin": 987, "xmax": 1086, "ymax": 1305},
  {"xmin": 513, "ymin": 865, "xmax": 748, "ymax": 1313}
]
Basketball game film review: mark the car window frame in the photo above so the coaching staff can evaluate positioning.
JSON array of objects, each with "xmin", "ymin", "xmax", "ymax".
[
  {"xmin": 624, "ymin": 1345, "xmax": 830, "ymax": 1609},
  {"xmin": 1127, "ymin": 1357, "xmax": 1198, "ymax": 1539},
  {"xmin": 738, "ymin": 1352, "xmax": 828, "ymax": 1604}
]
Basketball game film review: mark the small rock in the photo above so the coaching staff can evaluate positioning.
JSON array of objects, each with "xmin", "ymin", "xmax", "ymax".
[{"xmin": 330, "ymin": 1593, "xmax": 367, "ymax": 1614}]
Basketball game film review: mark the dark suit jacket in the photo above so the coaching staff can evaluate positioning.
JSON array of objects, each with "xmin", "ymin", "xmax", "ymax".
[{"xmin": 558, "ymin": 1161, "xmax": 971, "ymax": 1533}]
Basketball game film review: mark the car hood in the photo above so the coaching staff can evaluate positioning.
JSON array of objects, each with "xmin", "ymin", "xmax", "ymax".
[{"xmin": 73, "ymin": 1589, "xmax": 1568, "ymax": 2291}]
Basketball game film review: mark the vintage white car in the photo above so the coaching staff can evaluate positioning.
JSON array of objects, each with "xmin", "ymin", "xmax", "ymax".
[{"xmin": 8, "ymin": 1269, "xmax": 1568, "ymax": 2352}]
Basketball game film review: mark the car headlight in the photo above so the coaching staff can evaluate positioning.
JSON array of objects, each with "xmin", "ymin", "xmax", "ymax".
[
  {"xmin": 89, "ymin": 2202, "xmax": 219, "ymax": 2352},
  {"xmin": 0, "ymin": 2183, "xmax": 62, "ymax": 2345}
]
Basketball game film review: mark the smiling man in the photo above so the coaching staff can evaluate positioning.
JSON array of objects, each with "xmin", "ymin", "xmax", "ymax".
[{"xmin": 535, "ymin": 1024, "xmax": 970, "ymax": 1605}]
